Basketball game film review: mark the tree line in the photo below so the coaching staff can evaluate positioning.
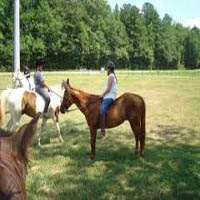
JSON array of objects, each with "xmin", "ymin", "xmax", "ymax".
[{"xmin": 0, "ymin": 0, "xmax": 200, "ymax": 71}]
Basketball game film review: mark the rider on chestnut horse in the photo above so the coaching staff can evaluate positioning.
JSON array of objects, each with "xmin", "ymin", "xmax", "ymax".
[{"xmin": 99, "ymin": 61, "xmax": 118, "ymax": 137}]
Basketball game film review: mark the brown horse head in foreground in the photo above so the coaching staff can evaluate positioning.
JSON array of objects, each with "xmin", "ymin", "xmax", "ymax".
[
  {"xmin": 0, "ymin": 113, "xmax": 40, "ymax": 200},
  {"xmin": 60, "ymin": 79, "xmax": 146, "ymax": 160}
]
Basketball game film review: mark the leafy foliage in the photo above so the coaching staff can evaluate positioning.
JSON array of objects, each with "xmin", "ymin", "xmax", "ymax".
[{"xmin": 0, "ymin": 0, "xmax": 200, "ymax": 70}]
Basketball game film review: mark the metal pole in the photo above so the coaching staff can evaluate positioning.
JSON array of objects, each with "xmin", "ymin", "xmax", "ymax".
[{"xmin": 13, "ymin": 0, "xmax": 21, "ymax": 88}]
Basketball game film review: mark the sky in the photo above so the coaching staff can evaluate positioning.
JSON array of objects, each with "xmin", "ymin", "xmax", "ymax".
[{"xmin": 107, "ymin": 0, "xmax": 200, "ymax": 28}]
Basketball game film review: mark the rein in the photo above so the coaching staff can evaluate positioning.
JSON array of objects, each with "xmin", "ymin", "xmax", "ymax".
[
  {"xmin": 66, "ymin": 98, "xmax": 101, "ymax": 113},
  {"xmin": 61, "ymin": 83, "xmax": 102, "ymax": 113},
  {"xmin": 49, "ymin": 89, "xmax": 63, "ymax": 99}
]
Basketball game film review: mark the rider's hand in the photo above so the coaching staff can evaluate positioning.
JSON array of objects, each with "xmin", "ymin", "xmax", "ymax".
[{"xmin": 99, "ymin": 94, "xmax": 104, "ymax": 99}]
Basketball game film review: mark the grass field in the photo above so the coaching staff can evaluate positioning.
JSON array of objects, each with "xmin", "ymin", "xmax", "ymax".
[{"xmin": 0, "ymin": 71, "xmax": 200, "ymax": 200}]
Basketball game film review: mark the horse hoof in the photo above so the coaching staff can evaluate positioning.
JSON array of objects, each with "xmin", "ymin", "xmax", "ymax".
[
  {"xmin": 135, "ymin": 151, "xmax": 139, "ymax": 155},
  {"xmin": 98, "ymin": 135, "xmax": 104, "ymax": 139},
  {"xmin": 90, "ymin": 154, "xmax": 95, "ymax": 160},
  {"xmin": 60, "ymin": 138, "xmax": 64, "ymax": 143},
  {"xmin": 101, "ymin": 133, "xmax": 105, "ymax": 137},
  {"xmin": 100, "ymin": 130, "xmax": 106, "ymax": 137},
  {"xmin": 99, "ymin": 134, "xmax": 105, "ymax": 139},
  {"xmin": 140, "ymin": 152, "xmax": 144, "ymax": 158}
]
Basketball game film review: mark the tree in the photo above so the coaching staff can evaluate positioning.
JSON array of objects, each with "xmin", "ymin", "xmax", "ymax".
[
  {"xmin": 142, "ymin": 2, "xmax": 162, "ymax": 69},
  {"xmin": 0, "ymin": 0, "xmax": 200, "ymax": 70},
  {"xmin": 154, "ymin": 14, "xmax": 180, "ymax": 69},
  {"xmin": 120, "ymin": 4, "xmax": 153, "ymax": 69},
  {"xmin": 0, "ymin": 0, "xmax": 13, "ymax": 71},
  {"xmin": 184, "ymin": 27, "xmax": 200, "ymax": 69},
  {"xmin": 104, "ymin": 4, "xmax": 130, "ymax": 68},
  {"xmin": 174, "ymin": 23, "xmax": 188, "ymax": 69}
]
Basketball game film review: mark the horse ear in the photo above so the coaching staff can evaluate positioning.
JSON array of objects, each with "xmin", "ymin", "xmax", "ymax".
[
  {"xmin": 67, "ymin": 78, "xmax": 69, "ymax": 84},
  {"xmin": 18, "ymin": 112, "xmax": 41, "ymax": 156},
  {"xmin": 62, "ymin": 81, "xmax": 67, "ymax": 90}
]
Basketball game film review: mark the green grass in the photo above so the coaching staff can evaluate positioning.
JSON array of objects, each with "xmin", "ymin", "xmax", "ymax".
[{"xmin": 0, "ymin": 71, "xmax": 200, "ymax": 200}]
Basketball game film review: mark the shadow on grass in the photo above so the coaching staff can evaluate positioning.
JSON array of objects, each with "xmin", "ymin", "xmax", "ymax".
[
  {"xmin": 32, "ymin": 120, "xmax": 86, "ymax": 147},
  {"xmin": 30, "ymin": 120, "xmax": 200, "ymax": 200},
  {"xmin": 150, "ymin": 124, "xmax": 200, "ymax": 141}
]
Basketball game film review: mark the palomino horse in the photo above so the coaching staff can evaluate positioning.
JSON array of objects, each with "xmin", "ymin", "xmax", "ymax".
[
  {"xmin": 13, "ymin": 72, "xmax": 35, "ymax": 91},
  {"xmin": 0, "ymin": 86, "xmax": 64, "ymax": 146},
  {"xmin": 0, "ymin": 113, "xmax": 40, "ymax": 200},
  {"xmin": 60, "ymin": 79, "xmax": 146, "ymax": 160}
]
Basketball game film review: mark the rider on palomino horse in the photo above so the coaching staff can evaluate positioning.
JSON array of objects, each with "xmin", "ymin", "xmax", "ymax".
[
  {"xmin": 24, "ymin": 64, "xmax": 32, "ymax": 90},
  {"xmin": 34, "ymin": 60, "xmax": 51, "ymax": 118},
  {"xmin": 99, "ymin": 60, "xmax": 118, "ymax": 137}
]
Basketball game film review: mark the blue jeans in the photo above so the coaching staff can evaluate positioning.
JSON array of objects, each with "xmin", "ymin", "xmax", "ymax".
[{"xmin": 100, "ymin": 98, "xmax": 113, "ymax": 116}]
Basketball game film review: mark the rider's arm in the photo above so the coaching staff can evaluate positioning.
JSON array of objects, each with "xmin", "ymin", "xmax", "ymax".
[
  {"xmin": 100, "ymin": 75, "xmax": 114, "ymax": 98},
  {"xmin": 36, "ymin": 72, "xmax": 50, "ymax": 91}
]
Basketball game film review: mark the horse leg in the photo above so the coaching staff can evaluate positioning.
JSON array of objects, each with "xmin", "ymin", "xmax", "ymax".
[
  {"xmin": 6, "ymin": 111, "xmax": 14, "ymax": 131},
  {"xmin": 6, "ymin": 118, "xmax": 13, "ymax": 131},
  {"xmin": 38, "ymin": 118, "xmax": 48, "ymax": 146},
  {"xmin": 129, "ymin": 118, "xmax": 140, "ymax": 155},
  {"xmin": 140, "ymin": 134, "xmax": 145, "ymax": 157},
  {"xmin": 52, "ymin": 117, "xmax": 64, "ymax": 143},
  {"xmin": 89, "ymin": 126, "xmax": 97, "ymax": 160},
  {"xmin": 140, "ymin": 107, "xmax": 145, "ymax": 157}
]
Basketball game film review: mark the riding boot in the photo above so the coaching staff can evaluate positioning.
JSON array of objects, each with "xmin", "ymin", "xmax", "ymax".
[
  {"xmin": 100, "ymin": 114, "xmax": 106, "ymax": 137},
  {"xmin": 43, "ymin": 97, "xmax": 50, "ymax": 118}
]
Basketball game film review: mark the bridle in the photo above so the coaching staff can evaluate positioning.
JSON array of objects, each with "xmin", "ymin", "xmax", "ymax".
[
  {"xmin": 0, "ymin": 137, "xmax": 26, "ymax": 200},
  {"xmin": 62, "ymin": 87, "xmax": 102, "ymax": 113}
]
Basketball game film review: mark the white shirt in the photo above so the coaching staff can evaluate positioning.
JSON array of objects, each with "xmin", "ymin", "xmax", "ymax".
[{"xmin": 103, "ymin": 73, "xmax": 118, "ymax": 100}]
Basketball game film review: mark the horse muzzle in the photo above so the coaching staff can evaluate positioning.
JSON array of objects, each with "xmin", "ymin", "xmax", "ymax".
[{"xmin": 60, "ymin": 105, "xmax": 66, "ymax": 114}]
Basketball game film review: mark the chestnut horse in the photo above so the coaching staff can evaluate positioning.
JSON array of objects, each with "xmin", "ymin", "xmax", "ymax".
[
  {"xmin": 60, "ymin": 79, "xmax": 146, "ymax": 160},
  {"xmin": 0, "ymin": 113, "xmax": 40, "ymax": 200}
]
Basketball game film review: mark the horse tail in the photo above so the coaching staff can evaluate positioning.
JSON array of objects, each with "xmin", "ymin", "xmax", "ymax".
[
  {"xmin": 140, "ymin": 98, "xmax": 146, "ymax": 155},
  {"xmin": 0, "ymin": 89, "xmax": 12, "ymax": 125}
]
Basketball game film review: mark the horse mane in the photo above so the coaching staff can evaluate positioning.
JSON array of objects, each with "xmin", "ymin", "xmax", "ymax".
[
  {"xmin": 71, "ymin": 87, "xmax": 100, "ymax": 102},
  {"xmin": 18, "ymin": 125, "xmax": 31, "ymax": 166}
]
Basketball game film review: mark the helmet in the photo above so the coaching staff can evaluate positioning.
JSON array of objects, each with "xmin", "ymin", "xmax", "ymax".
[
  {"xmin": 24, "ymin": 65, "xmax": 30, "ymax": 72},
  {"xmin": 36, "ymin": 60, "xmax": 44, "ymax": 67},
  {"xmin": 106, "ymin": 60, "xmax": 115, "ymax": 69}
]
